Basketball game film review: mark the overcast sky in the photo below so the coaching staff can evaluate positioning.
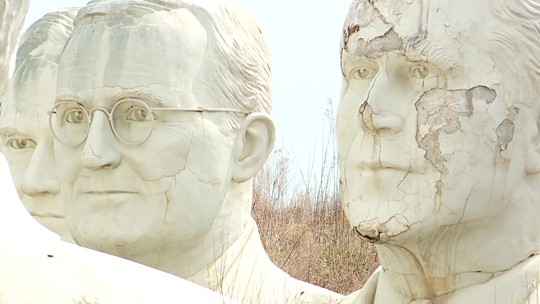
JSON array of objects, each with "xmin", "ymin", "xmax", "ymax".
[{"xmin": 24, "ymin": 1, "xmax": 352, "ymax": 186}]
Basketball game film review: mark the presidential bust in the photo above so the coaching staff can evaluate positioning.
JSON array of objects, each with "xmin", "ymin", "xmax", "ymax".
[
  {"xmin": 338, "ymin": 0, "xmax": 540, "ymax": 302},
  {"xmin": 0, "ymin": 3, "xmax": 235, "ymax": 303},
  {"xmin": 53, "ymin": 0, "xmax": 341, "ymax": 302},
  {"xmin": 0, "ymin": 8, "xmax": 79, "ymax": 241}
]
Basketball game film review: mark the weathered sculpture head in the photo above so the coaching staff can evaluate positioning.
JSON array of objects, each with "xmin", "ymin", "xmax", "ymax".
[
  {"xmin": 0, "ymin": 8, "xmax": 78, "ymax": 240},
  {"xmin": 54, "ymin": 0, "xmax": 274, "ymax": 276},
  {"xmin": 0, "ymin": 2, "xmax": 236, "ymax": 303},
  {"xmin": 54, "ymin": 2, "xmax": 344, "ymax": 302},
  {"xmin": 339, "ymin": 0, "xmax": 540, "ymax": 301}
]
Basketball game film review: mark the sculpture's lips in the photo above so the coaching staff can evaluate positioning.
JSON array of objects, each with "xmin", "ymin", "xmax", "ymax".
[
  {"xmin": 358, "ymin": 161, "xmax": 424, "ymax": 174},
  {"xmin": 31, "ymin": 213, "xmax": 64, "ymax": 219},
  {"xmin": 82, "ymin": 190, "xmax": 138, "ymax": 194}
]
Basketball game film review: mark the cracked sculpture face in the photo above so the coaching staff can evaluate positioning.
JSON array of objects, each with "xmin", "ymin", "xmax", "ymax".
[
  {"xmin": 338, "ymin": 0, "xmax": 540, "ymax": 243},
  {"xmin": 55, "ymin": 9, "xmax": 239, "ymax": 254},
  {"xmin": 0, "ymin": 11, "xmax": 75, "ymax": 239},
  {"xmin": 0, "ymin": 65, "xmax": 63, "ymax": 234}
]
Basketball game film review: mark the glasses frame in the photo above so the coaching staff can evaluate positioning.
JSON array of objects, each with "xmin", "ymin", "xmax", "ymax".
[{"xmin": 49, "ymin": 99, "xmax": 252, "ymax": 147}]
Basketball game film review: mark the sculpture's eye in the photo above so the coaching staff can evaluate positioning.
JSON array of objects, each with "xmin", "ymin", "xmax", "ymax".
[
  {"xmin": 351, "ymin": 67, "xmax": 377, "ymax": 80},
  {"xmin": 6, "ymin": 138, "xmax": 36, "ymax": 150},
  {"xmin": 64, "ymin": 109, "xmax": 86, "ymax": 124},
  {"xmin": 411, "ymin": 64, "xmax": 430, "ymax": 79},
  {"xmin": 126, "ymin": 106, "xmax": 151, "ymax": 122}
]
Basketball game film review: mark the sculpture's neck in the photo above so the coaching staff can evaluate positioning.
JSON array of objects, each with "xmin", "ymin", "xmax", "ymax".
[
  {"xmin": 184, "ymin": 218, "xmax": 343, "ymax": 303},
  {"xmin": 373, "ymin": 244, "xmax": 494, "ymax": 303},
  {"xmin": 190, "ymin": 218, "xmax": 260, "ymax": 289},
  {"xmin": 373, "ymin": 251, "xmax": 540, "ymax": 304},
  {"xmin": 136, "ymin": 181, "xmax": 254, "ymax": 280},
  {"xmin": 142, "ymin": 179, "xmax": 342, "ymax": 303},
  {"xmin": 373, "ymin": 212, "xmax": 540, "ymax": 303}
]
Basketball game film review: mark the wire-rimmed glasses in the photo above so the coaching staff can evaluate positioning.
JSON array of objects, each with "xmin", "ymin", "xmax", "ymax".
[{"xmin": 49, "ymin": 99, "xmax": 251, "ymax": 147}]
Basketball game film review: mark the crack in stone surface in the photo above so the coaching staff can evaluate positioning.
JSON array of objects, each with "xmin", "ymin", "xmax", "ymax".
[{"xmin": 355, "ymin": 214, "xmax": 410, "ymax": 243}]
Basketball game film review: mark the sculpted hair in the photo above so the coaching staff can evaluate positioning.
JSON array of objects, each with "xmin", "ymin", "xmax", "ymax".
[
  {"xmin": 0, "ymin": 8, "xmax": 78, "ymax": 117},
  {"xmin": 75, "ymin": 0, "xmax": 272, "ymax": 118},
  {"xmin": 340, "ymin": 0, "xmax": 376, "ymax": 75},
  {"xmin": 491, "ymin": 0, "xmax": 540, "ymax": 104},
  {"xmin": 14, "ymin": 8, "xmax": 79, "ymax": 86}
]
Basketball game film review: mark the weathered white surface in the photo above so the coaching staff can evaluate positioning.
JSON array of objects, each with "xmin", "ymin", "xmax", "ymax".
[
  {"xmin": 338, "ymin": 0, "xmax": 540, "ymax": 303},
  {"xmin": 0, "ymin": 8, "xmax": 78, "ymax": 242},
  {"xmin": 0, "ymin": 0, "xmax": 30, "ymax": 96},
  {"xmin": 0, "ymin": 152, "xmax": 237, "ymax": 303},
  {"xmin": 54, "ymin": 0, "xmax": 342, "ymax": 302},
  {"xmin": 0, "ymin": 2, "xmax": 235, "ymax": 303}
]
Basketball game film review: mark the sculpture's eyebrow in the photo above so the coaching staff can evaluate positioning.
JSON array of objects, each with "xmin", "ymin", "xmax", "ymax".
[
  {"xmin": 111, "ymin": 90, "xmax": 164, "ymax": 107},
  {"xmin": 55, "ymin": 94, "xmax": 88, "ymax": 106},
  {"xmin": 341, "ymin": 29, "xmax": 403, "ymax": 65},
  {"xmin": 0, "ymin": 127, "xmax": 28, "ymax": 139},
  {"xmin": 341, "ymin": 35, "xmax": 458, "ymax": 73},
  {"xmin": 404, "ymin": 40, "xmax": 459, "ymax": 71}
]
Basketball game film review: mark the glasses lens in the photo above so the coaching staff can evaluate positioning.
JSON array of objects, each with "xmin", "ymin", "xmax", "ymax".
[
  {"xmin": 112, "ymin": 99, "xmax": 153, "ymax": 145},
  {"xmin": 50, "ymin": 102, "xmax": 89, "ymax": 146}
]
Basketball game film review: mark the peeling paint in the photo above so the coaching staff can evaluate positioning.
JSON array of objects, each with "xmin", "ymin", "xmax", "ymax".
[
  {"xmin": 495, "ymin": 119, "xmax": 514, "ymax": 151},
  {"xmin": 359, "ymin": 100, "xmax": 375, "ymax": 133},
  {"xmin": 342, "ymin": 24, "xmax": 360, "ymax": 52},
  {"xmin": 355, "ymin": 215, "xmax": 410, "ymax": 243},
  {"xmin": 415, "ymin": 86, "xmax": 497, "ymax": 174},
  {"xmin": 470, "ymin": 86, "xmax": 497, "ymax": 104},
  {"xmin": 347, "ymin": 28, "xmax": 405, "ymax": 59},
  {"xmin": 341, "ymin": 0, "xmax": 393, "ymax": 55},
  {"xmin": 435, "ymin": 180, "xmax": 442, "ymax": 196}
]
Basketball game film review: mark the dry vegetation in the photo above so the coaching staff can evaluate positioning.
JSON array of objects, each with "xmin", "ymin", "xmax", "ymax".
[{"xmin": 252, "ymin": 148, "xmax": 379, "ymax": 295}]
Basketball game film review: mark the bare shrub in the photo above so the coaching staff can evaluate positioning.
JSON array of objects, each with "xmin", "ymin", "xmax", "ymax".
[
  {"xmin": 253, "ymin": 196, "xmax": 379, "ymax": 294},
  {"xmin": 252, "ymin": 101, "xmax": 379, "ymax": 294}
]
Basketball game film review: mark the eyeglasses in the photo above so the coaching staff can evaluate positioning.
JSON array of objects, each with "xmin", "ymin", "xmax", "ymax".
[{"xmin": 49, "ymin": 99, "xmax": 251, "ymax": 147}]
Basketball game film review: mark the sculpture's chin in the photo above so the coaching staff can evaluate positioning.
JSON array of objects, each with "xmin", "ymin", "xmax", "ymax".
[
  {"xmin": 354, "ymin": 226, "xmax": 382, "ymax": 243},
  {"xmin": 354, "ymin": 216, "xmax": 410, "ymax": 244}
]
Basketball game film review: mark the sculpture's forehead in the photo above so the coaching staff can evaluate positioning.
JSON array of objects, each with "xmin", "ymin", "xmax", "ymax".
[
  {"xmin": 342, "ymin": 0, "xmax": 491, "ymax": 61},
  {"xmin": 58, "ymin": 9, "xmax": 207, "ymax": 95},
  {"xmin": 0, "ymin": 63, "xmax": 56, "ymax": 125},
  {"xmin": 343, "ymin": 0, "xmax": 423, "ymax": 45}
]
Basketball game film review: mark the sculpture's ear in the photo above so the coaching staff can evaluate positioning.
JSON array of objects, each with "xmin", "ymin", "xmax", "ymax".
[
  {"xmin": 232, "ymin": 113, "xmax": 275, "ymax": 183},
  {"xmin": 526, "ymin": 116, "xmax": 540, "ymax": 174}
]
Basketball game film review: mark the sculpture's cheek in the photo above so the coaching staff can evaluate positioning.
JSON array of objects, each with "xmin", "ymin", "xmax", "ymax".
[{"xmin": 415, "ymin": 86, "xmax": 497, "ymax": 174}]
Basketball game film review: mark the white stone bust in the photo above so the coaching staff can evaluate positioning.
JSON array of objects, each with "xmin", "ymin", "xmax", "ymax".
[
  {"xmin": 0, "ymin": 3, "xmax": 235, "ymax": 303},
  {"xmin": 0, "ymin": 8, "xmax": 78, "ymax": 242},
  {"xmin": 0, "ymin": 152, "xmax": 237, "ymax": 303},
  {"xmin": 54, "ymin": 0, "xmax": 341, "ymax": 303},
  {"xmin": 338, "ymin": 0, "xmax": 540, "ymax": 303}
]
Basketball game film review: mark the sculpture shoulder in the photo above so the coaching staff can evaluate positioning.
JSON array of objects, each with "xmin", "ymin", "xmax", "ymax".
[
  {"xmin": 339, "ymin": 266, "xmax": 382, "ymax": 304},
  {"xmin": 0, "ymin": 153, "xmax": 235, "ymax": 304},
  {"xmin": 0, "ymin": 240, "xmax": 237, "ymax": 303},
  {"xmin": 445, "ymin": 255, "xmax": 540, "ymax": 304},
  {"xmin": 520, "ymin": 256, "xmax": 540, "ymax": 304},
  {"xmin": 293, "ymin": 280, "xmax": 345, "ymax": 304}
]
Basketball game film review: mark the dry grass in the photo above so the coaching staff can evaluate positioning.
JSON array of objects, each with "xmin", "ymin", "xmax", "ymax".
[{"xmin": 252, "ymin": 148, "xmax": 379, "ymax": 295}]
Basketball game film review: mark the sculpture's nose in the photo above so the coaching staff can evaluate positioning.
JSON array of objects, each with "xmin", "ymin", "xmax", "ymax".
[
  {"xmin": 372, "ymin": 115, "xmax": 405, "ymax": 132},
  {"xmin": 81, "ymin": 111, "xmax": 122, "ymax": 170},
  {"xmin": 359, "ymin": 70, "xmax": 405, "ymax": 134},
  {"xmin": 21, "ymin": 139, "xmax": 60, "ymax": 197}
]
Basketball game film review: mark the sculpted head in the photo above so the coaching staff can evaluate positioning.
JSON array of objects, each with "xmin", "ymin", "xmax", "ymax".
[
  {"xmin": 338, "ymin": 0, "xmax": 540, "ymax": 244},
  {"xmin": 55, "ymin": 0, "xmax": 273, "ymax": 258},
  {"xmin": 0, "ymin": 9, "xmax": 78, "ymax": 240}
]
